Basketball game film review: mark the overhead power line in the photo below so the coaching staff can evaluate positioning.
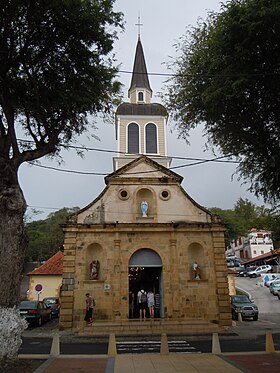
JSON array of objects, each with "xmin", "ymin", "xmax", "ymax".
[
  {"xmin": 27, "ymin": 153, "xmax": 238, "ymax": 176},
  {"xmin": 118, "ymin": 69, "xmax": 280, "ymax": 78},
  {"xmin": 19, "ymin": 138, "xmax": 239, "ymax": 164}
]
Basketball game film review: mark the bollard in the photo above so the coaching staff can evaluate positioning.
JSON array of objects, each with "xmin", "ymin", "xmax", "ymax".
[
  {"xmin": 265, "ymin": 330, "xmax": 275, "ymax": 353},
  {"xmin": 237, "ymin": 312, "xmax": 243, "ymax": 322},
  {"xmin": 160, "ymin": 333, "xmax": 169, "ymax": 355},
  {"xmin": 108, "ymin": 333, "xmax": 117, "ymax": 356},
  {"xmin": 212, "ymin": 333, "xmax": 221, "ymax": 354},
  {"xmin": 50, "ymin": 334, "xmax": 60, "ymax": 357}
]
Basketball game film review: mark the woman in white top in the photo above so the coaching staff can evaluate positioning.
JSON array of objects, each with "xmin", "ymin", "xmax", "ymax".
[{"xmin": 147, "ymin": 289, "xmax": 155, "ymax": 318}]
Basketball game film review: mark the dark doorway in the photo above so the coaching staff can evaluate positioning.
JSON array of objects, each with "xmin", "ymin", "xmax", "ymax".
[{"xmin": 128, "ymin": 267, "xmax": 162, "ymax": 319}]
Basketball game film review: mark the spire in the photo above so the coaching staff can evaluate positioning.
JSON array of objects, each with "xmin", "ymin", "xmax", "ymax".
[{"xmin": 128, "ymin": 38, "xmax": 152, "ymax": 97}]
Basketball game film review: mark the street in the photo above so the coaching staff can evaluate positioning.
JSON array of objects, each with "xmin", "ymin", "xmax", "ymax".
[{"xmin": 19, "ymin": 278, "xmax": 280, "ymax": 355}]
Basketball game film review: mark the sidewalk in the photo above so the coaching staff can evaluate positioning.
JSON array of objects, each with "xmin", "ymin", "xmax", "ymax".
[{"xmin": 33, "ymin": 352, "xmax": 280, "ymax": 373}]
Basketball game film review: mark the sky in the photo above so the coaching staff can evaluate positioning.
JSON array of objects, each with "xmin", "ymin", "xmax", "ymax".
[{"xmin": 19, "ymin": 0, "xmax": 266, "ymax": 221}]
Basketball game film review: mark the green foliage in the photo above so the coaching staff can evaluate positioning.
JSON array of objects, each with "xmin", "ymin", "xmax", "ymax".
[
  {"xmin": 210, "ymin": 197, "xmax": 280, "ymax": 248},
  {"xmin": 25, "ymin": 207, "xmax": 79, "ymax": 261},
  {"xmin": 0, "ymin": 0, "xmax": 123, "ymax": 166},
  {"xmin": 164, "ymin": 0, "xmax": 280, "ymax": 204}
]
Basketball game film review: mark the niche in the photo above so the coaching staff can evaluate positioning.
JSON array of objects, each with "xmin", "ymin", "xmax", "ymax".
[
  {"xmin": 85, "ymin": 243, "xmax": 103, "ymax": 280},
  {"xmin": 188, "ymin": 242, "xmax": 205, "ymax": 280}
]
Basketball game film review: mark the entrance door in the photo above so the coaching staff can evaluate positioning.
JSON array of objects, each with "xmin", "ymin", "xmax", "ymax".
[{"xmin": 128, "ymin": 249, "xmax": 163, "ymax": 319}]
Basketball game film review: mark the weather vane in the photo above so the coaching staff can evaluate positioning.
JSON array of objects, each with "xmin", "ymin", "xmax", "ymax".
[{"xmin": 135, "ymin": 13, "xmax": 143, "ymax": 39}]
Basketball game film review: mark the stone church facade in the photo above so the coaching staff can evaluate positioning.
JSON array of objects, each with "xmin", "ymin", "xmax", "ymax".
[{"xmin": 60, "ymin": 37, "xmax": 231, "ymax": 332}]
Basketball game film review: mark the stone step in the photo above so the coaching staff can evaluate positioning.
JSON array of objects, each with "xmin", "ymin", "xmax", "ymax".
[{"xmin": 79, "ymin": 319, "xmax": 220, "ymax": 336}]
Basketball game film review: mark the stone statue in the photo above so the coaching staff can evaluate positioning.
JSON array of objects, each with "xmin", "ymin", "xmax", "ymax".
[
  {"xmin": 192, "ymin": 261, "xmax": 201, "ymax": 280},
  {"xmin": 90, "ymin": 260, "xmax": 100, "ymax": 280},
  {"xmin": 141, "ymin": 200, "xmax": 148, "ymax": 217}
]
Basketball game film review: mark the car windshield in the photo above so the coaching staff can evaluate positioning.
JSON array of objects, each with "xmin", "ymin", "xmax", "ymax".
[
  {"xmin": 272, "ymin": 282, "xmax": 280, "ymax": 287},
  {"xmin": 44, "ymin": 298, "xmax": 56, "ymax": 304},
  {"xmin": 20, "ymin": 301, "xmax": 38, "ymax": 309},
  {"xmin": 232, "ymin": 295, "xmax": 250, "ymax": 303}
]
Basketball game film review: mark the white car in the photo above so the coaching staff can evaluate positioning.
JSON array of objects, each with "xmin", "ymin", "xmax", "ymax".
[
  {"xmin": 270, "ymin": 281, "xmax": 280, "ymax": 295},
  {"xmin": 247, "ymin": 265, "xmax": 272, "ymax": 278},
  {"xmin": 265, "ymin": 276, "xmax": 280, "ymax": 287}
]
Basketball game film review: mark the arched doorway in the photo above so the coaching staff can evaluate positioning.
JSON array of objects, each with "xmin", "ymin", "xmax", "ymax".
[{"xmin": 128, "ymin": 249, "xmax": 163, "ymax": 319}]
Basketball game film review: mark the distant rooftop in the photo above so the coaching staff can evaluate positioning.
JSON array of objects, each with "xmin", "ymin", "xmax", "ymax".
[{"xmin": 28, "ymin": 251, "xmax": 63, "ymax": 275}]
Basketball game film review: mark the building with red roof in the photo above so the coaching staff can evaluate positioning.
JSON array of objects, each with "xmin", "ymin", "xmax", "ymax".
[{"xmin": 27, "ymin": 250, "xmax": 63, "ymax": 301}]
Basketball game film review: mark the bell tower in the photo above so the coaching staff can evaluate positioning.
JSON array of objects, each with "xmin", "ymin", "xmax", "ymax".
[{"xmin": 114, "ymin": 36, "xmax": 171, "ymax": 171}]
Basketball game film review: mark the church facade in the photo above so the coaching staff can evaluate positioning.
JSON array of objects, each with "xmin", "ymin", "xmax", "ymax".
[{"xmin": 59, "ymin": 37, "xmax": 231, "ymax": 332}]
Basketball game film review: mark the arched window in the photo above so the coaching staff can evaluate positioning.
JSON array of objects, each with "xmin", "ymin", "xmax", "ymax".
[
  {"xmin": 145, "ymin": 123, "xmax": 157, "ymax": 153},
  {"xmin": 138, "ymin": 91, "xmax": 144, "ymax": 102},
  {"xmin": 127, "ymin": 123, "xmax": 139, "ymax": 153}
]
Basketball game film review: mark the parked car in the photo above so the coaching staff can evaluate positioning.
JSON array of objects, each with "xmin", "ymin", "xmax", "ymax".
[
  {"xmin": 237, "ymin": 266, "xmax": 257, "ymax": 277},
  {"xmin": 230, "ymin": 294, "xmax": 259, "ymax": 321},
  {"xmin": 19, "ymin": 300, "xmax": 52, "ymax": 326},
  {"xmin": 247, "ymin": 265, "xmax": 272, "ymax": 278},
  {"xmin": 269, "ymin": 281, "xmax": 280, "ymax": 295},
  {"xmin": 43, "ymin": 297, "xmax": 60, "ymax": 318}
]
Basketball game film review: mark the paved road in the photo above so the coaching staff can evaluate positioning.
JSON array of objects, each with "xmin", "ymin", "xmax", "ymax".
[{"xmin": 235, "ymin": 277, "xmax": 280, "ymax": 314}]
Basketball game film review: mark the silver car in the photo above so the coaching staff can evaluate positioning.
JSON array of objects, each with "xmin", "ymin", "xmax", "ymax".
[{"xmin": 269, "ymin": 281, "xmax": 280, "ymax": 295}]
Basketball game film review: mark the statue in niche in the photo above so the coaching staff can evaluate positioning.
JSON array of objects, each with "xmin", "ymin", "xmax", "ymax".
[
  {"xmin": 90, "ymin": 260, "xmax": 100, "ymax": 280},
  {"xmin": 141, "ymin": 200, "xmax": 148, "ymax": 217},
  {"xmin": 192, "ymin": 261, "xmax": 201, "ymax": 280}
]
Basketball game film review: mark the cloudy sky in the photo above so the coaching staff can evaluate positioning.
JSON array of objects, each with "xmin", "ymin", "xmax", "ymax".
[{"xmin": 19, "ymin": 0, "xmax": 266, "ymax": 220}]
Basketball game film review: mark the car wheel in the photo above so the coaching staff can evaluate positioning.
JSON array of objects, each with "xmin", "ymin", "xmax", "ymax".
[
  {"xmin": 253, "ymin": 315, "xmax": 258, "ymax": 321},
  {"xmin": 232, "ymin": 311, "xmax": 237, "ymax": 320},
  {"xmin": 37, "ymin": 317, "xmax": 42, "ymax": 327}
]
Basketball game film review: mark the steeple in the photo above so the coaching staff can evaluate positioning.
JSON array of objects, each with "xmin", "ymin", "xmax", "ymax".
[
  {"xmin": 128, "ymin": 38, "xmax": 152, "ymax": 103},
  {"xmin": 114, "ymin": 36, "xmax": 171, "ymax": 171}
]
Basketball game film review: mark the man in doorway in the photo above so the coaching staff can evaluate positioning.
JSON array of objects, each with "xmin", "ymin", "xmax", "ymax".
[
  {"xmin": 137, "ymin": 289, "xmax": 147, "ymax": 319},
  {"xmin": 129, "ymin": 291, "xmax": 135, "ymax": 318}
]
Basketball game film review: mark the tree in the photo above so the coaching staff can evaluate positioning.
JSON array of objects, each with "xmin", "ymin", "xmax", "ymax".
[
  {"xmin": 0, "ymin": 0, "xmax": 123, "ymax": 361},
  {"xmin": 209, "ymin": 207, "xmax": 246, "ymax": 248},
  {"xmin": 26, "ymin": 207, "xmax": 79, "ymax": 261},
  {"xmin": 211, "ymin": 197, "xmax": 280, "ymax": 250},
  {"xmin": 164, "ymin": 0, "xmax": 280, "ymax": 204}
]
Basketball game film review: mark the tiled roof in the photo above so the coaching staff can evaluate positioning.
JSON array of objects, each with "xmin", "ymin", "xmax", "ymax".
[
  {"xmin": 28, "ymin": 251, "xmax": 63, "ymax": 275},
  {"xmin": 242, "ymin": 248, "xmax": 280, "ymax": 265},
  {"xmin": 116, "ymin": 103, "xmax": 167, "ymax": 116}
]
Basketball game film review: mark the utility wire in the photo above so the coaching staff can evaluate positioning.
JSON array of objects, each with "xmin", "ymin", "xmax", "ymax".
[
  {"xmin": 118, "ymin": 69, "xmax": 280, "ymax": 78},
  {"xmin": 27, "ymin": 152, "xmax": 238, "ymax": 176},
  {"xmin": 26, "ymin": 204, "xmax": 209, "ymax": 217},
  {"xmin": 19, "ymin": 138, "xmax": 239, "ymax": 164}
]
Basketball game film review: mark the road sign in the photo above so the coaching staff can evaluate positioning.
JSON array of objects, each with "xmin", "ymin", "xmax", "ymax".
[{"xmin": 35, "ymin": 284, "xmax": 43, "ymax": 292}]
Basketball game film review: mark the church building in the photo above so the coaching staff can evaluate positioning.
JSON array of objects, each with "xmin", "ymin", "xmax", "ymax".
[{"xmin": 59, "ymin": 36, "xmax": 231, "ymax": 334}]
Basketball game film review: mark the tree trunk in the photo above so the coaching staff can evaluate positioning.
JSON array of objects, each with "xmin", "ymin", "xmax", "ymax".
[{"xmin": 0, "ymin": 159, "xmax": 28, "ymax": 361}]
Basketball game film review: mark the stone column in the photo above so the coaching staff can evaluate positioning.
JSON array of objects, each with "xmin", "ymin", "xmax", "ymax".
[
  {"xmin": 169, "ymin": 237, "xmax": 179, "ymax": 318},
  {"xmin": 212, "ymin": 231, "xmax": 232, "ymax": 327},
  {"xmin": 60, "ymin": 231, "xmax": 77, "ymax": 330},
  {"xmin": 112, "ymin": 238, "xmax": 122, "ymax": 320}
]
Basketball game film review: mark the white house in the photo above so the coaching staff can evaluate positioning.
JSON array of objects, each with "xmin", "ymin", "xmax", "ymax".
[{"xmin": 231, "ymin": 228, "xmax": 273, "ymax": 260}]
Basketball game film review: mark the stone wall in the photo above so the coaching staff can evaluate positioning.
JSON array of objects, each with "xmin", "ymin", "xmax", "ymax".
[{"xmin": 60, "ymin": 223, "xmax": 231, "ymax": 330}]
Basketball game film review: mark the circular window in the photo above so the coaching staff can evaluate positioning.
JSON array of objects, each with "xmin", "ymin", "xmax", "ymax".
[
  {"xmin": 160, "ymin": 190, "xmax": 170, "ymax": 200},
  {"xmin": 118, "ymin": 189, "xmax": 129, "ymax": 200}
]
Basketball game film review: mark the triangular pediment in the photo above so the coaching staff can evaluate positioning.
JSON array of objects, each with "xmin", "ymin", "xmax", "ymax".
[{"xmin": 105, "ymin": 155, "xmax": 183, "ymax": 184}]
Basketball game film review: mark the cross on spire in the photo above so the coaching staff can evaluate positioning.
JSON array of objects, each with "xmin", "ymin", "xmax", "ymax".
[{"xmin": 135, "ymin": 14, "xmax": 143, "ymax": 39}]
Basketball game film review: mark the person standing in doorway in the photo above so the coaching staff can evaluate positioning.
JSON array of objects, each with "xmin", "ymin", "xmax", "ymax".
[
  {"xmin": 137, "ymin": 289, "xmax": 147, "ymax": 319},
  {"xmin": 129, "ymin": 291, "xmax": 135, "ymax": 318},
  {"xmin": 84, "ymin": 292, "xmax": 95, "ymax": 326},
  {"xmin": 147, "ymin": 289, "xmax": 155, "ymax": 318},
  {"xmin": 155, "ymin": 293, "xmax": 161, "ymax": 318}
]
